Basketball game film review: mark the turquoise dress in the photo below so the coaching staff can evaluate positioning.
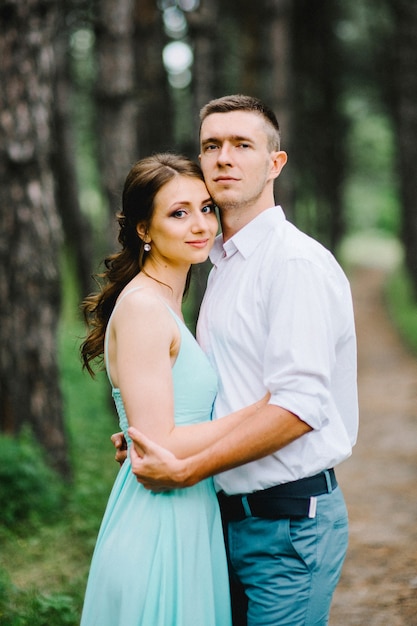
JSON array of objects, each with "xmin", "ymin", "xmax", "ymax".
[{"xmin": 80, "ymin": 289, "xmax": 231, "ymax": 626}]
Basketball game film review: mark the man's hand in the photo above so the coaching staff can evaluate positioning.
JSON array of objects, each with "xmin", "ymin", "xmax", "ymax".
[
  {"xmin": 128, "ymin": 427, "xmax": 190, "ymax": 491},
  {"xmin": 110, "ymin": 431, "xmax": 128, "ymax": 466}
]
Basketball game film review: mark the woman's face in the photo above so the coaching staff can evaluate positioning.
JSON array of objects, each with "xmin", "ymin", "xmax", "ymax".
[{"xmin": 142, "ymin": 175, "xmax": 218, "ymax": 267}]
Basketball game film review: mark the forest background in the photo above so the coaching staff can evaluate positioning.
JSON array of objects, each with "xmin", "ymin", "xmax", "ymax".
[{"xmin": 1, "ymin": 0, "xmax": 417, "ymax": 623}]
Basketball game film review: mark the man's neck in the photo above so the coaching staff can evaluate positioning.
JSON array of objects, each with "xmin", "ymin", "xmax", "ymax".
[{"xmin": 220, "ymin": 201, "xmax": 275, "ymax": 242}]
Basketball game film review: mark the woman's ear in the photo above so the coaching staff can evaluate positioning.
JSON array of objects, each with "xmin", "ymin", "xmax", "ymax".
[{"xmin": 136, "ymin": 223, "xmax": 148, "ymax": 242}]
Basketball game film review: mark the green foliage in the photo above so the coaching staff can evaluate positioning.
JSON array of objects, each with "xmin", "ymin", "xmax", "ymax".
[
  {"xmin": 0, "ymin": 292, "xmax": 118, "ymax": 624},
  {"xmin": 0, "ymin": 435, "xmax": 63, "ymax": 530},
  {"xmin": 0, "ymin": 569, "xmax": 80, "ymax": 626},
  {"xmin": 0, "ymin": 569, "xmax": 14, "ymax": 624},
  {"xmin": 59, "ymin": 320, "xmax": 119, "ymax": 535},
  {"xmin": 60, "ymin": 247, "xmax": 83, "ymax": 326},
  {"xmin": 26, "ymin": 592, "xmax": 79, "ymax": 626},
  {"xmin": 385, "ymin": 265, "xmax": 417, "ymax": 355},
  {"xmin": 344, "ymin": 103, "xmax": 400, "ymax": 236}
]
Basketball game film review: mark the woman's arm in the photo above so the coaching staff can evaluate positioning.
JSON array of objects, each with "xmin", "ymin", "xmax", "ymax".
[
  {"xmin": 128, "ymin": 405, "xmax": 311, "ymax": 490},
  {"xmin": 111, "ymin": 291, "xmax": 269, "ymax": 459}
]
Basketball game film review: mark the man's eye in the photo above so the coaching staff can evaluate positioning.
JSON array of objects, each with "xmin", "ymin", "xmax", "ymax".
[{"xmin": 205, "ymin": 144, "xmax": 218, "ymax": 151}]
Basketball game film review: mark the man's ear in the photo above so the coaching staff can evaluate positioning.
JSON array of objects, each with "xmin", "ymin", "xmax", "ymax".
[{"xmin": 269, "ymin": 150, "xmax": 288, "ymax": 181}]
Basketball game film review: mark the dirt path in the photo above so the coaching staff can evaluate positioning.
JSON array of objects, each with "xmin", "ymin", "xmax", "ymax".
[{"xmin": 329, "ymin": 266, "xmax": 417, "ymax": 625}]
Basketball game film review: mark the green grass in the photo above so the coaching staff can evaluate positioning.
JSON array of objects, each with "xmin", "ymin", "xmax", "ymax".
[
  {"xmin": 385, "ymin": 265, "xmax": 417, "ymax": 356},
  {"xmin": 0, "ymin": 318, "xmax": 119, "ymax": 624}
]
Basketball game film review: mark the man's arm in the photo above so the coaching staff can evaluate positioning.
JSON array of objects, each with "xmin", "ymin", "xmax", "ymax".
[{"xmin": 129, "ymin": 403, "xmax": 312, "ymax": 490}]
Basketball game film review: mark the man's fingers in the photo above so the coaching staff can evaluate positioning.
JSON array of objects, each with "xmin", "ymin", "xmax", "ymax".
[
  {"xmin": 110, "ymin": 431, "xmax": 127, "ymax": 450},
  {"xmin": 111, "ymin": 434, "xmax": 121, "ymax": 448},
  {"xmin": 129, "ymin": 441, "xmax": 142, "ymax": 463},
  {"xmin": 128, "ymin": 426, "xmax": 147, "ymax": 445},
  {"xmin": 127, "ymin": 427, "xmax": 151, "ymax": 455},
  {"xmin": 140, "ymin": 482, "xmax": 170, "ymax": 493},
  {"xmin": 110, "ymin": 431, "xmax": 128, "ymax": 466},
  {"xmin": 115, "ymin": 450, "xmax": 127, "ymax": 466}
]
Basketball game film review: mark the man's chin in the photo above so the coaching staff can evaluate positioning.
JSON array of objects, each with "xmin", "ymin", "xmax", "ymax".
[{"xmin": 211, "ymin": 191, "xmax": 242, "ymax": 210}]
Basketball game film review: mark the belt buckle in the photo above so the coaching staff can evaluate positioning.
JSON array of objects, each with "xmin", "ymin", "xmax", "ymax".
[
  {"xmin": 308, "ymin": 496, "xmax": 317, "ymax": 518},
  {"xmin": 241, "ymin": 495, "xmax": 252, "ymax": 517}
]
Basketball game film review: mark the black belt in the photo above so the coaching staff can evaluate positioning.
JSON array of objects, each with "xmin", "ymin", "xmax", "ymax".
[{"xmin": 217, "ymin": 469, "xmax": 337, "ymax": 522}]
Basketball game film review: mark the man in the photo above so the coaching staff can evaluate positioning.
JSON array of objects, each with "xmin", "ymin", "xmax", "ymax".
[{"xmin": 117, "ymin": 94, "xmax": 358, "ymax": 625}]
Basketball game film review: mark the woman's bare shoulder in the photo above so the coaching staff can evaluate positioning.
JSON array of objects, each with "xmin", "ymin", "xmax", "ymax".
[{"xmin": 113, "ymin": 286, "xmax": 176, "ymax": 333}]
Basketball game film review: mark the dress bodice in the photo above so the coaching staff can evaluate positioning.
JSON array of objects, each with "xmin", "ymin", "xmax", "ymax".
[{"xmin": 104, "ymin": 288, "xmax": 218, "ymax": 441}]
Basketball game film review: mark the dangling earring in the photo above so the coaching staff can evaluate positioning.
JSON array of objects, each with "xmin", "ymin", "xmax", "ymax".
[{"xmin": 144, "ymin": 243, "xmax": 151, "ymax": 252}]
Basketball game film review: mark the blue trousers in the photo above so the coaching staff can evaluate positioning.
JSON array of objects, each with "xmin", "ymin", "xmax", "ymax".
[{"xmin": 222, "ymin": 487, "xmax": 348, "ymax": 626}]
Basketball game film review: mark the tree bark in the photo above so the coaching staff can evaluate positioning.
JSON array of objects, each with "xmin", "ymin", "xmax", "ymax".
[
  {"xmin": 291, "ymin": 0, "xmax": 347, "ymax": 249},
  {"xmin": 391, "ymin": 0, "xmax": 417, "ymax": 294},
  {"xmin": 258, "ymin": 0, "xmax": 293, "ymax": 216},
  {"xmin": 134, "ymin": 0, "xmax": 174, "ymax": 156},
  {"xmin": 187, "ymin": 0, "xmax": 220, "ymax": 150},
  {"xmin": 53, "ymin": 21, "xmax": 94, "ymax": 297},
  {"xmin": 0, "ymin": 0, "xmax": 71, "ymax": 478},
  {"xmin": 94, "ymin": 0, "xmax": 139, "ymax": 249}
]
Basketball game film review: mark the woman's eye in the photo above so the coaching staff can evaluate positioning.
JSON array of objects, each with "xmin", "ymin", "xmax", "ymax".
[
  {"xmin": 202, "ymin": 204, "xmax": 216, "ymax": 214},
  {"xmin": 172, "ymin": 209, "xmax": 187, "ymax": 218}
]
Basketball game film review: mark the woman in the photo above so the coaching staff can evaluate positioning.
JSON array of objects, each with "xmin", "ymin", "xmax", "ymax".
[{"xmin": 80, "ymin": 154, "xmax": 266, "ymax": 626}]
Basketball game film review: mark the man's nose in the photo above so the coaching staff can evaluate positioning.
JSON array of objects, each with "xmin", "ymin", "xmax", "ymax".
[{"xmin": 217, "ymin": 144, "xmax": 232, "ymax": 165}]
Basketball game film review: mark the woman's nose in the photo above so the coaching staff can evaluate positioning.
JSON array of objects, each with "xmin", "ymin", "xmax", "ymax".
[{"xmin": 191, "ymin": 211, "xmax": 207, "ymax": 232}]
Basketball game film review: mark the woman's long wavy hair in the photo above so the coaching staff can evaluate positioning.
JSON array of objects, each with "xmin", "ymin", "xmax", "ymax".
[{"xmin": 80, "ymin": 153, "xmax": 205, "ymax": 376}]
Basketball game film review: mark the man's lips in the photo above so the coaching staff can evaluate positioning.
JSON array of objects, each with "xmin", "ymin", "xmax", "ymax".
[{"xmin": 213, "ymin": 176, "xmax": 239, "ymax": 182}]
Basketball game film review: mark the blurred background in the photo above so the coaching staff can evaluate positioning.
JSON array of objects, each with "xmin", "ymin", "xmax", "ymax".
[{"xmin": 1, "ymin": 0, "xmax": 417, "ymax": 623}]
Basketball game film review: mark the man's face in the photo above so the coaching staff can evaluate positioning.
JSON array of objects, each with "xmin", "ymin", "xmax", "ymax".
[{"xmin": 199, "ymin": 110, "xmax": 280, "ymax": 212}]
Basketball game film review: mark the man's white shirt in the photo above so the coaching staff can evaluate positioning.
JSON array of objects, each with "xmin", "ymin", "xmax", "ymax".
[{"xmin": 197, "ymin": 206, "xmax": 358, "ymax": 495}]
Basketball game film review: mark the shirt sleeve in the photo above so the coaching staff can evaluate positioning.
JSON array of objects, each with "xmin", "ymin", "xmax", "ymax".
[{"xmin": 263, "ymin": 255, "xmax": 350, "ymax": 430}]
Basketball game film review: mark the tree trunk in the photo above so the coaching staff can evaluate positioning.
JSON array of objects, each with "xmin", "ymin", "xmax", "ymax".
[
  {"xmin": 291, "ymin": 0, "xmax": 347, "ymax": 249},
  {"xmin": 391, "ymin": 0, "xmax": 417, "ymax": 294},
  {"xmin": 53, "ymin": 22, "xmax": 94, "ymax": 297},
  {"xmin": 94, "ymin": 0, "xmax": 139, "ymax": 249},
  {"xmin": 134, "ymin": 0, "xmax": 174, "ymax": 156},
  {"xmin": 258, "ymin": 0, "xmax": 293, "ymax": 216},
  {"xmin": 0, "ymin": 0, "xmax": 71, "ymax": 478},
  {"xmin": 187, "ymin": 0, "xmax": 220, "ymax": 149}
]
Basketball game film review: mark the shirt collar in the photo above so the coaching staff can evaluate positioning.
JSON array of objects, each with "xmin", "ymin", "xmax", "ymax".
[{"xmin": 210, "ymin": 206, "xmax": 285, "ymax": 265}]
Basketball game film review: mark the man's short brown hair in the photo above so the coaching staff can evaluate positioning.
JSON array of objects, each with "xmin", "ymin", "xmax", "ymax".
[{"xmin": 199, "ymin": 94, "xmax": 281, "ymax": 151}]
